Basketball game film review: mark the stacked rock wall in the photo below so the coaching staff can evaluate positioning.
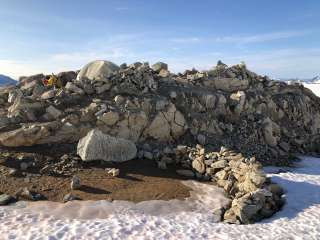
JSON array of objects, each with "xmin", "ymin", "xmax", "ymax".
[
  {"xmin": 0, "ymin": 60, "xmax": 319, "ymax": 223},
  {"xmin": 1, "ymin": 60, "xmax": 319, "ymax": 164}
]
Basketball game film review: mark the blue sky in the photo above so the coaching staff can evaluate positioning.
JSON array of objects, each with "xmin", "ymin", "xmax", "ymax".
[{"xmin": 0, "ymin": 0, "xmax": 319, "ymax": 79}]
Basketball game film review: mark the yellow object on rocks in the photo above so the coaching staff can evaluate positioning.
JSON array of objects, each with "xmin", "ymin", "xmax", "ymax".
[{"xmin": 43, "ymin": 74, "xmax": 62, "ymax": 88}]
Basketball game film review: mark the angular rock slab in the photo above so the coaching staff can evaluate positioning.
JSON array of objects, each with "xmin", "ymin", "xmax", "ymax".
[{"xmin": 77, "ymin": 129, "xmax": 137, "ymax": 162}]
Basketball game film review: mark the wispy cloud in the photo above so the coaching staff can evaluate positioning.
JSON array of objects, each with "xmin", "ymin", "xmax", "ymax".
[
  {"xmin": 170, "ymin": 37, "xmax": 201, "ymax": 43},
  {"xmin": 214, "ymin": 30, "xmax": 311, "ymax": 44},
  {"xmin": 115, "ymin": 7, "xmax": 129, "ymax": 11},
  {"xmin": 169, "ymin": 30, "xmax": 311, "ymax": 45}
]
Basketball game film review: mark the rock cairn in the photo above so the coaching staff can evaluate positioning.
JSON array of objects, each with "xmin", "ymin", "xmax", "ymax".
[
  {"xmin": 169, "ymin": 145, "xmax": 284, "ymax": 223},
  {"xmin": 0, "ymin": 60, "xmax": 319, "ymax": 223}
]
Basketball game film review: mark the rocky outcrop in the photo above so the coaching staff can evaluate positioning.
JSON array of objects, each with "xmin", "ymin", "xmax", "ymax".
[
  {"xmin": 0, "ymin": 121, "xmax": 90, "ymax": 147},
  {"xmin": 0, "ymin": 59, "xmax": 319, "ymax": 223},
  {"xmin": 0, "ymin": 60, "xmax": 319, "ymax": 164},
  {"xmin": 77, "ymin": 129, "xmax": 137, "ymax": 162}
]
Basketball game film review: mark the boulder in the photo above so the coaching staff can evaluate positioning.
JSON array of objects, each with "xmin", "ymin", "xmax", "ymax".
[
  {"xmin": 77, "ymin": 60, "xmax": 120, "ymax": 81},
  {"xmin": 77, "ymin": 129, "xmax": 137, "ymax": 162},
  {"xmin": 152, "ymin": 62, "xmax": 168, "ymax": 73}
]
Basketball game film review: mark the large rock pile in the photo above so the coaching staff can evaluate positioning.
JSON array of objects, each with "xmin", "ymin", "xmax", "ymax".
[{"xmin": 0, "ymin": 60, "xmax": 319, "ymax": 223}]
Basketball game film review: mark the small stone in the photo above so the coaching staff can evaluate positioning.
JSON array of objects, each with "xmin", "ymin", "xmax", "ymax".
[
  {"xmin": 98, "ymin": 111, "xmax": 119, "ymax": 126},
  {"xmin": 163, "ymin": 147, "xmax": 174, "ymax": 154},
  {"xmin": 267, "ymin": 184, "xmax": 284, "ymax": 196},
  {"xmin": 65, "ymin": 82, "xmax": 84, "ymax": 95},
  {"xmin": 95, "ymin": 83, "xmax": 112, "ymax": 94},
  {"xmin": 161, "ymin": 156, "xmax": 173, "ymax": 164},
  {"xmin": 16, "ymin": 188, "xmax": 44, "ymax": 201},
  {"xmin": 106, "ymin": 168, "xmax": 120, "ymax": 177},
  {"xmin": 144, "ymin": 151, "xmax": 153, "ymax": 160},
  {"xmin": 41, "ymin": 90, "xmax": 55, "ymax": 99},
  {"xmin": 199, "ymin": 148, "xmax": 205, "ymax": 155},
  {"xmin": 215, "ymin": 170, "xmax": 228, "ymax": 180},
  {"xmin": 157, "ymin": 161, "xmax": 167, "ymax": 170},
  {"xmin": 192, "ymin": 157, "xmax": 206, "ymax": 174},
  {"xmin": 176, "ymin": 145, "xmax": 188, "ymax": 154},
  {"xmin": 46, "ymin": 105, "xmax": 62, "ymax": 119},
  {"xmin": 212, "ymin": 208, "xmax": 225, "ymax": 223},
  {"xmin": 114, "ymin": 95, "xmax": 125, "ymax": 105},
  {"xmin": 20, "ymin": 162, "xmax": 29, "ymax": 171},
  {"xmin": 197, "ymin": 134, "xmax": 206, "ymax": 145},
  {"xmin": 63, "ymin": 193, "xmax": 81, "ymax": 203},
  {"xmin": 8, "ymin": 168, "xmax": 18, "ymax": 176},
  {"xmin": 204, "ymin": 159, "xmax": 214, "ymax": 166},
  {"xmin": 71, "ymin": 176, "xmax": 81, "ymax": 190},
  {"xmin": 83, "ymin": 83, "xmax": 95, "ymax": 94},
  {"xmin": 159, "ymin": 69, "xmax": 170, "ymax": 78},
  {"xmin": 60, "ymin": 154, "xmax": 69, "ymax": 161},
  {"xmin": 211, "ymin": 160, "xmax": 228, "ymax": 169},
  {"xmin": 0, "ymin": 194, "xmax": 15, "ymax": 205},
  {"xmin": 170, "ymin": 91, "xmax": 177, "ymax": 99}
]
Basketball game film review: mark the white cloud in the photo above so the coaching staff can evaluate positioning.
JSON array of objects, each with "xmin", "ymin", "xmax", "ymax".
[
  {"xmin": 115, "ymin": 7, "xmax": 129, "ymax": 11},
  {"xmin": 170, "ymin": 37, "xmax": 201, "ymax": 43},
  {"xmin": 2, "ymin": 47, "xmax": 320, "ymax": 79},
  {"xmin": 214, "ymin": 30, "xmax": 311, "ymax": 44}
]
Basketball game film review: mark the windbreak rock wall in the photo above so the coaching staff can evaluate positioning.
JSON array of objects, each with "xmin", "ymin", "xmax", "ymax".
[
  {"xmin": 0, "ymin": 60, "xmax": 319, "ymax": 165},
  {"xmin": 0, "ymin": 60, "xmax": 318, "ymax": 223}
]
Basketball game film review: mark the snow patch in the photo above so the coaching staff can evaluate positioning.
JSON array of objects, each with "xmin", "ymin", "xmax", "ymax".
[
  {"xmin": 1, "ymin": 156, "xmax": 320, "ymax": 239},
  {"xmin": 303, "ymin": 83, "xmax": 320, "ymax": 97}
]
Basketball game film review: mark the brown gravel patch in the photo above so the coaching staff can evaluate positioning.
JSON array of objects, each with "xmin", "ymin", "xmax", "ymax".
[{"xmin": 0, "ymin": 146, "xmax": 191, "ymax": 203}]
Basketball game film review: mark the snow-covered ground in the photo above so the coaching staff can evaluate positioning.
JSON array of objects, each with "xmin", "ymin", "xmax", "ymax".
[
  {"xmin": 1, "ymin": 156, "xmax": 320, "ymax": 240},
  {"xmin": 303, "ymin": 83, "xmax": 320, "ymax": 97}
]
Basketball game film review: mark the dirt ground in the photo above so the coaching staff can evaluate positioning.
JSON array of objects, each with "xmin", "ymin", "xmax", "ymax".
[{"xmin": 0, "ymin": 144, "xmax": 192, "ymax": 203}]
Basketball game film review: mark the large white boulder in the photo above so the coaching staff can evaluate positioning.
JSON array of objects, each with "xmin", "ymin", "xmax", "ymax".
[
  {"xmin": 77, "ymin": 60, "xmax": 120, "ymax": 81},
  {"xmin": 77, "ymin": 129, "xmax": 137, "ymax": 162}
]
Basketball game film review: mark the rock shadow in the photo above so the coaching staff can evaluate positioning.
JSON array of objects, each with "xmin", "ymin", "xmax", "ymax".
[
  {"xmin": 262, "ymin": 176, "xmax": 320, "ymax": 222},
  {"xmin": 78, "ymin": 185, "xmax": 110, "ymax": 194}
]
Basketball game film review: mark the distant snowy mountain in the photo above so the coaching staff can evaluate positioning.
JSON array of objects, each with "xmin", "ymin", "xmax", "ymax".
[
  {"xmin": 0, "ymin": 74, "xmax": 17, "ymax": 86},
  {"xmin": 281, "ymin": 75, "xmax": 320, "ymax": 84},
  {"xmin": 310, "ymin": 75, "xmax": 320, "ymax": 83}
]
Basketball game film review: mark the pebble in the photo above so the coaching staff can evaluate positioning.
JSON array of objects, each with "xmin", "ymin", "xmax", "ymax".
[
  {"xmin": 157, "ymin": 161, "xmax": 167, "ymax": 170},
  {"xmin": 8, "ymin": 168, "xmax": 17, "ymax": 176},
  {"xmin": 106, "ymin": 168, "xmax": 120, "ymax": 177},
  {"xmin": 20, "ymin": 162, "xmax": 29, "ymax": 171},
  {"xmin": 63, "ymin": 193, "xmax": 81, "ymax": 203},
  {"xmin": 71, "ymin": 176, "xmax": 81, "ymax": 190},
  {"xmin": 0, "ymin": 194, "xmax": 14, "ymax": 206}
]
